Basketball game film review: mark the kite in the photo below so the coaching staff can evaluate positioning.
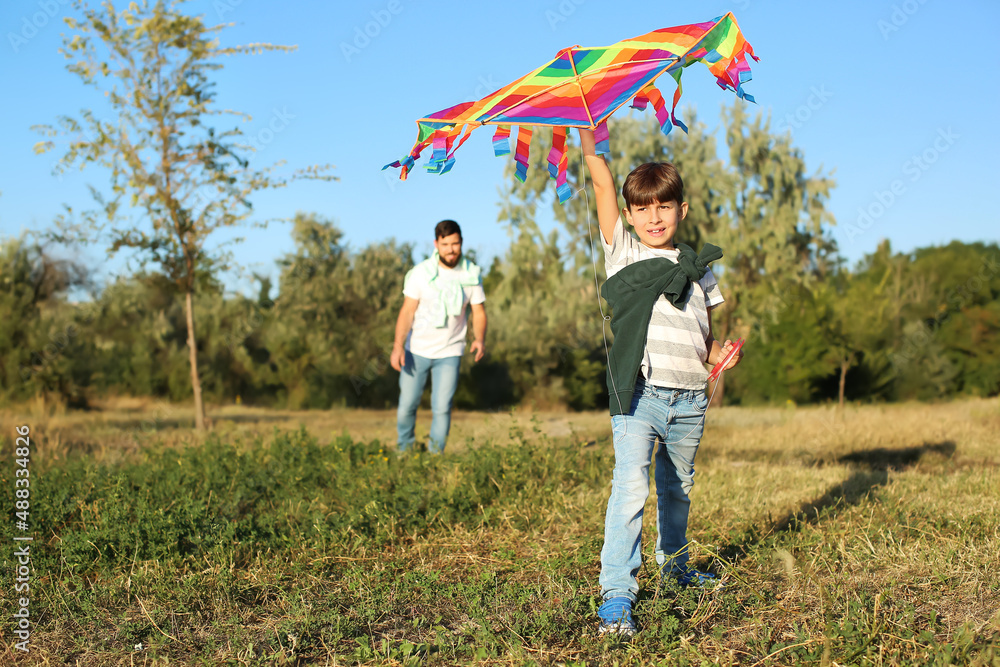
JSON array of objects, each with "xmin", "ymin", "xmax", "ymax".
[{"xmin": 384, "ymin": 12, "xmax": 758, "ymax": 202}]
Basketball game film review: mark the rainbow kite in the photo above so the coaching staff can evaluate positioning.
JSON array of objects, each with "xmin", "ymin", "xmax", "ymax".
[{"xmin": 384, "ymin": 12, "xmax": 758, "ymax": 202}]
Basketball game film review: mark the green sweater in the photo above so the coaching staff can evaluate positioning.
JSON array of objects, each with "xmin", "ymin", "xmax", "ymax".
[{"xmin": 599, "ymin": 243, "xmax": 723, "ymax": 415}]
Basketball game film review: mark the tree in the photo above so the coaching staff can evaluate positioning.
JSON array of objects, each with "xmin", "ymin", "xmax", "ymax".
[
  {"xmin": 890, "ymin": 241, "xmax": 1000, "ymax": 399},
  {"xmin": 33, "ymin": 0, "xmax": 334, "ymax": 429},
  {"xmin": 714, "ymin": 103, "xmax": 838, "ymax": 404},
  {"xmin": 0, "ymin": 235, "xmax": 89, "ymax": 405},
  {"xmin": 815, "ymin": 271, "xmax": 892, "ymax": 410},
  {"xmin": 271, "ymin": 213, "xmax": 413, "ymax": 409}
]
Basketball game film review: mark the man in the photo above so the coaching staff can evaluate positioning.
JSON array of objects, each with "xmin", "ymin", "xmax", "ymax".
[{"xmin": 390, "ymin": 220, "xmax": 486, "ymax": 453}]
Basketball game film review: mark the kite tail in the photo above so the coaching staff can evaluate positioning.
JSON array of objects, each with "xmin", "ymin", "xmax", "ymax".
[
  {"xmin": 720, "ymin": 45, "xmax": 757, "ymax": 103},
  {"xmin": 446, "ymin": 124, "xmax": 476, "ymax": 169},
  {"xmin": 425, "ymin": 130, "xmax": 453, "ymax": 174},
  {"xmin": 704, "ymin": 14, "xmax": 759, "ymax": 103},
  {"xmin": 424, "ymin": 123, "xmax": 475, "ymax": 175},
  {"xmin": 635, "ymin": 85, "xmax": 673, "ymax": 136},
  {"xmin": 631, "ymin": 82, "xmax": 688, "ymax": 136},
  {"xmin": 668, "ymin": 71, "xmax": 689, "ymax": 133},
  {"xmin": 514, "ymin": 126, "xmax": 532, "ymax": 183},
  {"xmin": 382, "ymin": 142, "xmax": 427, "ymax": 180},
  {"xmin": 594, "ymin": 121, "xmax": 610, "ymax": 156},
  {"xmin": 547, "ymin": 126, "xmax": 572, "ymax": 203},
  {"xmin": 492, "ymin": 125, "xmax": 512, "ymax": 156}
]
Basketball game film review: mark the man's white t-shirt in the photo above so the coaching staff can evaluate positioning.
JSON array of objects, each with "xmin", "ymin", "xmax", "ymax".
[
  {"xmin": 602, "ymin": 217, "xmax": 725, "ymax": 389},
  {"xmin": 403, "ymin": 260, "xmax": 486, "ymax": 359}
]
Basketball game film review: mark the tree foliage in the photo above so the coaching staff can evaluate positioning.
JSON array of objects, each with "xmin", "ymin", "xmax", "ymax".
[
  {"xmin": 2, "ymin": 229, "xmax": 996, "ymax": 410},
  {"xmin": 0, "ymin": 237, "xmax": 89, "ymax": 406},
  {"xmin": 7, "ymin": 90, "xmax": 997, "ymax": 411},
  {"xmin": 33, "ymin": 0, "xmax": 334, "ymax": 427}
]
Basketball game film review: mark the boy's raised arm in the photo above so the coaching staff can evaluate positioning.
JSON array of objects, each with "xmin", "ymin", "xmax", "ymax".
[{"xmin": 579, "ymin": 128, "xmax": 620, "ymax": 245}]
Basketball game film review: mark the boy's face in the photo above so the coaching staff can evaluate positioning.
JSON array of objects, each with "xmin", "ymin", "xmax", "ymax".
[
  {"xmin": 434, "ymin": 232, "xmax": 463, "ymax": 268},
  {"xmin": 623, "ymin": 199, "xmax": 688, "ymax": 249}
]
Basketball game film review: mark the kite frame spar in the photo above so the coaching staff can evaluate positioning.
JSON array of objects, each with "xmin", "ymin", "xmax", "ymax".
[{"xmin": 385, "ymin": 11, "xmax": 758, "ymax": 202}]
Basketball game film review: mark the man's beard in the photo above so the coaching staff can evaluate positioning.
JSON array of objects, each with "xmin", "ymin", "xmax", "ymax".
[{"xmin": 440, "ymin": 251, "xmax": 461, "ymax": 268}]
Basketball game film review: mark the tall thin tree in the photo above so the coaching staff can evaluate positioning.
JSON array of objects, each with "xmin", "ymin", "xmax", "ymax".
[{"xmin": 34, "ymin": 0, "xmax": 335, "ymax": 429}]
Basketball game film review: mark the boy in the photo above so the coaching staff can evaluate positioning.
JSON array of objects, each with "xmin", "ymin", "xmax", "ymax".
[{"xmin": 579, "ymin": 128, "xmax": 743, "ymax": 637}]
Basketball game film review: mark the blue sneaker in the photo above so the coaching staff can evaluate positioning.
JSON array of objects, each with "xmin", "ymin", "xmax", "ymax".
[
  {"xmin": 672, "ymin": 567, "xmax": 723, "ymax": 590},
  {"xmin": 597, "ymin": 596, "xmax": 636, "ymax": 638}
]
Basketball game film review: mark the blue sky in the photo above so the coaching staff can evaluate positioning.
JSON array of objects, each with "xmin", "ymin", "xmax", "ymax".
[{"xmin": 1, "ymin": 0, "xmax": 997, "ymax": 296}]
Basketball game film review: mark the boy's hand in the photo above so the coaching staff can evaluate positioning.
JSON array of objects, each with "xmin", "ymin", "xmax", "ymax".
[
  {"xmin": 718, "ymin": 339, "xmax": 743, "ymax": 370},
  {"xmin": 470, "ymin": 339, "xmax": 485, "ymax": 362}
]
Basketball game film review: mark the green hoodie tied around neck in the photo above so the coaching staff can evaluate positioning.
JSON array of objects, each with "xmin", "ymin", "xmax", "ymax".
[{"xmin": 599, "ymin": 242, "xmax": 723, "ymax": 416}]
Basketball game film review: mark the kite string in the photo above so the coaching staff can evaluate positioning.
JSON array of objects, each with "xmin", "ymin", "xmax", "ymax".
[
  {"xmin": 572, "ymin": 140, "xmax": 714, "ymax": 448},
  {"xmin": 574, "ymin": 144, "xmax": 623, "ymax": 418}
]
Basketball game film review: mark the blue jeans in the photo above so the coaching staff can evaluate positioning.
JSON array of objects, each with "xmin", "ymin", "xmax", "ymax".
[
  {"xmin": 396, "ymin": 351, "xmax": 461, "ymax": 454},
  {"xmin": 599, "ymin": 379, "xmax": 709, "ymax": 602}
]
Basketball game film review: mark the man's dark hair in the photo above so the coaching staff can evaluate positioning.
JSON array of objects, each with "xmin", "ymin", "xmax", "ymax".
[{"xmin": 435, "ymin": 219, "xmax": 462, "ymax": 240}]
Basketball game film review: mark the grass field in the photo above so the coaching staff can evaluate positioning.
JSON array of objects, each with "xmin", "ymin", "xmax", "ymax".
[{"xmin": 2, "ymin": 397, "xmax": 999, "ymax": 665}]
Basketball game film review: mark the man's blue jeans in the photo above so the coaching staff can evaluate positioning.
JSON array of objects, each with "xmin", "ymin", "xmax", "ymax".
[
  {"xmin": 599, "ymin": 379, "xmax": 709, "ymax": 602},
  {"xmin": 396, "ymin": 351, "xmax": 461, "ymax": 454}
]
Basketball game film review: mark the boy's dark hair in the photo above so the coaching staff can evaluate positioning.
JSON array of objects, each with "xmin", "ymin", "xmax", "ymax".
[
  {"xmin": 435, "ymin": 219, "xmax": 462, "ymax": 240},
  {"xmin": 621, "ymin": 162, "xmax": 684, "ymax": 209}
]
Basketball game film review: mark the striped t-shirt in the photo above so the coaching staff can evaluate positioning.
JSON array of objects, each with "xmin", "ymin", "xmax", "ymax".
[{"xmin": 602, "ymin": 217, "xmax": 725, "ymax": 390}]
